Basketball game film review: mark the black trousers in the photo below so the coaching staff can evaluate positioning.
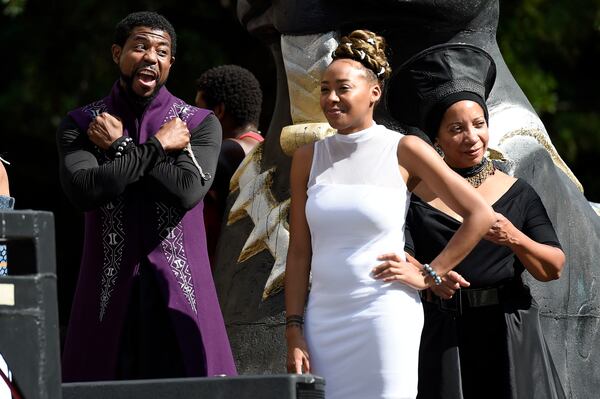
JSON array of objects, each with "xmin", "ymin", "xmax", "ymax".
[{"xmin": 116, "ymin": 263, "xmax": 186, "ymax": 380}]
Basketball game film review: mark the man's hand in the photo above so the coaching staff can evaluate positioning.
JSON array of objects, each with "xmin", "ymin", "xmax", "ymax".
[
  {"xmin": 155, "ymin": 117, "xmax": 190, "ymax": 152},
  {"xmin": 87, "ymin": 113, "xmax": 123, "ymax": 150}
]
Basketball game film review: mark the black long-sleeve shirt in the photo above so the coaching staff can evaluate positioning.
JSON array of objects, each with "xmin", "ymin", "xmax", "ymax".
[{"xmin": 57, "ymin": 113, "xmax": 222, "ymax": 211}]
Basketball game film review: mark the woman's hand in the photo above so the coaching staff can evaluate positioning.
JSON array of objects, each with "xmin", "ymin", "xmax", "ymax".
[
  {"xmin": 485, "ymin": 212, "xmax": 565, "ymax": 281},
  {"xmin": 286, "ymin": 328, "xmax": 311, "ymax": 374},
  {"xmin": 372, "ymin": 252, "xmax": 428, "ymax": 290},
  {"xmin": 484, "ymin": 212, "xmax": 518, "ymax": 246},
  {"xmin": 430, "ymin": 270, "xmax": 470, "ymax": 299}
]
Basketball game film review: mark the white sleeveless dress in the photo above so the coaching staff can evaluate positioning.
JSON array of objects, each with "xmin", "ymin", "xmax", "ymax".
[{"xmin": 304, "ymin": 123, "xmax": 424, "ymax": 399}]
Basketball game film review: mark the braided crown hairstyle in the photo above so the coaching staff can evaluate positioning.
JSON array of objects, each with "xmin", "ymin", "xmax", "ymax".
[{"xmin": 332, "ymin": 30, "xmax": 392, "ymax": 83}]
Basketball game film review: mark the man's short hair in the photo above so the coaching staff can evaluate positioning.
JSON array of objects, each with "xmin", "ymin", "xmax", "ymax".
[
  {"xmin": 114, "ymin": 11, "xmax": 177, "ymax": 55},
  {"xmin": 196, "ymin": 65, "xmax": 262, "ymax": 127}
]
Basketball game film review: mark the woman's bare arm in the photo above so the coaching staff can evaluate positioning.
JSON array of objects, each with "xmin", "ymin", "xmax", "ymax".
[
  {"xmin": 284, "ymin": 143, "xmax": 314, "ymax": 374},
  {"xmin": 398, "ymin": 135, "xmax": 495, "ymax": 278}
]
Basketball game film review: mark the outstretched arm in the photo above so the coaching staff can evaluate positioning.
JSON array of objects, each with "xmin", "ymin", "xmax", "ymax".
[
  {"xmin": 285, "ymin": 144, "xmax": 313, "ymax": 374},
  {"xmin": 145, "ymin": 114, "xmax": 222, "ymax": 210},
  {"xmin": 57, "ymin": 115, "xmax": 166, "ymax": 211},
  {"xmin": 399, "ymin": 135, "xmax": 495, "ymax": 280}
]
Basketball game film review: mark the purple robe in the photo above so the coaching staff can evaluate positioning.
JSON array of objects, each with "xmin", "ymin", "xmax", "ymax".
[{"xmin": 61, "ymin": 82, "xmax": 236, "ymax": 382}]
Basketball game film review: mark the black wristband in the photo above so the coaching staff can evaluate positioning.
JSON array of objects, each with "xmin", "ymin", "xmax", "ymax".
[
  {"xmin": 108, "ymin": 136, "xmax": 135, "ymax": 159},
  {"xmin": 285, "ymin": 314, "xmax": 304, "ymax": 325}
]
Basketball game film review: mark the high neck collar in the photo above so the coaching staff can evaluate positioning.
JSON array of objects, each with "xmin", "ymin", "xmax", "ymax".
[
  {"xmin": 110, "ymin": 80, "xmax": 170, "ymax": 119},
  {"xmin": 450, "ymin": 157, "xmax": 495, "ymax": 188},
  {"xmin": 450, "ymin": 157, "xmax": 488, "ymax": 178},
  {"xmin": 334, "ymin": 123, "xmax": 379, "ymax": 143}
]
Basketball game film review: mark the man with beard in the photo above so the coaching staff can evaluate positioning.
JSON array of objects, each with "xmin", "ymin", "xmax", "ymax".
[{"xmin": 57, "ymin": 11, "xmax": 236, "ymax": 382}]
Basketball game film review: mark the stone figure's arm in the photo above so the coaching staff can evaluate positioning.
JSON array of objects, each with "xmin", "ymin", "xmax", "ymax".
[
  {"xmin": 56, "ymin": 116, "xmax": 166, "ymax": 211},
  {"xmin": 145, "ymin": 114, "xmax": 222, "ymax": 210},
  {"xmin": 285, "ymin": 143, "xmax": 313, "ymax": 375},
  {"xmin": 484, "ymin": 184, "xmax": 565, "ymax": 281}
]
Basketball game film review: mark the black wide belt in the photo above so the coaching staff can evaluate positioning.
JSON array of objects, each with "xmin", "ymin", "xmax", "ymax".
[{"xmin": 420, "ymin": 281, "xmax": 523, "ymax": 316}]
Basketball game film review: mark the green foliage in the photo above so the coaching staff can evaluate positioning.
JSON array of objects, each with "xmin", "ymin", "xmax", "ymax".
[
  {"xmin": 498, "ymin": 0, "xmax": 600, "ymax": 200},
  {"xmin": 2, "ymin": 0, "xmax": 25, "ymax": 16}
]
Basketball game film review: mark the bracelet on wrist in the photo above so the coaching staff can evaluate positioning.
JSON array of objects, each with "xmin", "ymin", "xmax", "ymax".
[
  {"xmin": 285, "ymin": 314, "xmax": 304, "ymax": 326},
  {"xmin": 108, "ymin": 136, "xmax": 135, "ymax": 159},
  {"xmin": 285, "ymin": 321, "xmax": 304, "ymax": 329},
  {"xmin": 422, "ymin": 263, "xmax": 442, "ymax": 286}
]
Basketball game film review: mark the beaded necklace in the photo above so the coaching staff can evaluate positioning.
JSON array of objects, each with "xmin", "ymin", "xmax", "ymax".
[{"xmin": 451, "ymin": 157, "xmax": 495, "ymax": 188}]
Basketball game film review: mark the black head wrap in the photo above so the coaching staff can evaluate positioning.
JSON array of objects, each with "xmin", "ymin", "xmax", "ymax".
[{"xmin": 385, "ymin": 43, "xmax": 496, "ymax": 143}]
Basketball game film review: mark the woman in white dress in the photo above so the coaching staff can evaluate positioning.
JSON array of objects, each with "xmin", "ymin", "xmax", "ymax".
[{"xmin": 284, "ymin": 30, "xmax": 496, "ymax": 399}]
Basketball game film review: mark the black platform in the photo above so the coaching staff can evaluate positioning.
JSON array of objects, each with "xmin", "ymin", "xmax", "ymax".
[{"xmin": 62, "ymin": 374, "xmax": 325, "ymax": 399}]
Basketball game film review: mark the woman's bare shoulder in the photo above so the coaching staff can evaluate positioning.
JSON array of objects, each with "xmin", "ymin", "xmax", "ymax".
[{"xmin": 293, "ymin": 142, "xmax": 315, "ymax": 163}]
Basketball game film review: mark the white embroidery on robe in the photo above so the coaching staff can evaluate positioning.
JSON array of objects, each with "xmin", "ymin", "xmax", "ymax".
[
  {"xmin": 156, "ymin": 202, "xmax": 197, "ymax": 314},
  {"xmin": 163, "ymin": 100, "xmax": 198, "ymax": 124},
  {"xmin": 82, "ymin": 100, "xmax": 108, "ymax": 118},
  {"xmin": 99, "ymin": 196, "xmax": 125, "ymax": 321}
]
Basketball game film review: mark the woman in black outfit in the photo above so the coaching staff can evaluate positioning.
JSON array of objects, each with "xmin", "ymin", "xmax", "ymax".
[{"xmin": 383, "ymin": 44, "xmax": 567, "ymax": 399}]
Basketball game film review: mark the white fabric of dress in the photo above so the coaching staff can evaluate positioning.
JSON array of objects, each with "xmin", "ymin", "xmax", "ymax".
[{"xmin": 304, "ymin": 123, "xmax": 424, "ymax": 399}]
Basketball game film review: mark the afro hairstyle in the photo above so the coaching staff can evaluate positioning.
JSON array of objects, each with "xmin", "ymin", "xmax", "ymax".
[{"xmin": 195, "ymin": 65, "xmax": 262, "ymax": 127}]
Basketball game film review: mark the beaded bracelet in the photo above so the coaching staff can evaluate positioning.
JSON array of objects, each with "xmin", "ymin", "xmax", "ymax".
[
  {"xmin": 108, "ymin": 136, "xmax": 135, "ymax": 159},
  {"xmin": 422, "ymin": 263, "xmax": 442, "ymax": 286}
]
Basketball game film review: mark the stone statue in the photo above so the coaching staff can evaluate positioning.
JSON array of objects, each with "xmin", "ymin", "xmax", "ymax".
[{"xmin": 214, "ymin": 1, "xmax": 600, "ymax": 396}]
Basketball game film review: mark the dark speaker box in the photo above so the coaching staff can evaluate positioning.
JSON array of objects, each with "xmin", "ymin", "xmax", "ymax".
[
  {"xmin": 62, "ymin": 374, "xmax": 325, "ymax": 399},
  {"xmin": 0, "ymin": 210, "xmax": 61, "ymax": 399}
]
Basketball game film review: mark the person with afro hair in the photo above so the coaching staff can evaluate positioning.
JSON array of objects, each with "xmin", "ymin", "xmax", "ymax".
[{"xmin": 195, "ymin": 65, "xmax": 263, "ymax": 264}]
